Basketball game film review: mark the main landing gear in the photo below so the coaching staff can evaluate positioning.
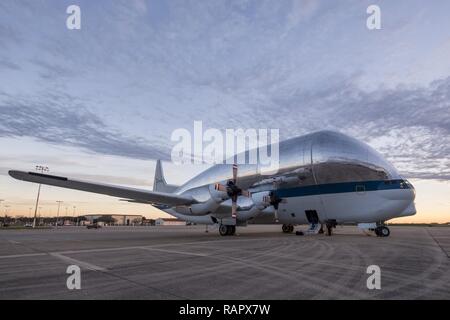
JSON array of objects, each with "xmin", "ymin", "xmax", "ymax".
[
  {"xmin": 282, "ymin": 224, "xmax": 294, "ymax": 233},
  {"xmin": 325, "ymin": 220, "xmax": 337, "ymax": 236},
  {"xmin": 374, "ymin": 226, "xmax": 390, "ymax": 237},
  {"xmin": 219, "ymin": 224, "xmax": 236, "ymax": 236}
]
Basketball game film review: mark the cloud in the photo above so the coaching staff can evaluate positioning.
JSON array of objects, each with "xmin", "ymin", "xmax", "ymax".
[
  {"xmin": 30, "ymin": 58, "xmax": 72, "ymax": 79},
  {"xmin": 254, "ymin": 76, "xmax": 450, "ymax": 180},
  {"xmin": 0, "ymin": 58, "xmax": 20, "ymax": 71},
  {"xmin": 0, "ymin": 0, "xmax": 449, "ymax": 183},
  {"xmin": 0, "ymin": 91, "xmax": 170, "ymax": 161},
  {"xmin": 286, "ymin": 0, "xmax": 319, "ymax": 28}
]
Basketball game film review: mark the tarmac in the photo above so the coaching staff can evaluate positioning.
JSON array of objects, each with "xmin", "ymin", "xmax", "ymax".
[{"xmin": 0, "ymin": 225, "xmax": 449, "ymax": 299}]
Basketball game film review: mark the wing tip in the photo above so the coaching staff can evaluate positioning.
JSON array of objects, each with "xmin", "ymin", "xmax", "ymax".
[{"xmin": 8, "ymin": 170, "xmax": 23, "ymax": 179}]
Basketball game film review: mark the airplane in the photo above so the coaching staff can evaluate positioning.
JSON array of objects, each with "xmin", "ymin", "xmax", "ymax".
[{"xmin": 8, "ymin": 130, "xmax": 416, "ymax": 237}]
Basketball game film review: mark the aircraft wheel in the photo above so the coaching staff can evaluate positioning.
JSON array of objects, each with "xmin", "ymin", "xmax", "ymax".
[
  {"xmin": 219, "ymin": 224, "xmax": 229, "ymax": 236},
  {"xmin": 326, "ymin": 224, "xmax": 332, "ymax": 236},
  {"xmin": 228, "ymin": 225, "xmax": 236, "ymax": 236},
  {"xmin": 379, "ymin": 226, "xmax": 390, "ymax": 237},
  {"xmin": 282, "ymin": 224, "xmax": 291, "ymax": 233},
  {"xmin": 375, "ymin": 226, "xmax": 390, "ymax": 237},
  {"xmin": 289, "ymin": 225, "xmax": 294, "ymax": 233}
]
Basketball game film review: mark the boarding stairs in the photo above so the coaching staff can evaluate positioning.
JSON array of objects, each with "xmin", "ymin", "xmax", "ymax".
[{"xmin": 306, "ymin": 223, "xmax": 322, "ymax": 234}]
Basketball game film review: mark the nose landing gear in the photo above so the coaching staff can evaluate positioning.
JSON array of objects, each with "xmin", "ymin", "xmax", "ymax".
[
  {"xmin": 282, "ymin": 224, "xmax": 294, "ymax": 233},
  {"xmin": 325, "ymin": 220, "xmax": 337, "ymax": 236}
]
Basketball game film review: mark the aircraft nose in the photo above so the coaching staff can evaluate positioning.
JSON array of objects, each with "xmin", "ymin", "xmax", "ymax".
[
  {"xmin": 408, "ymin": 184, "xmax": 416, "ymax": 201},
  {"xmin": 399, "ymin": 201, "xmax": 417, "ymax": 217}
]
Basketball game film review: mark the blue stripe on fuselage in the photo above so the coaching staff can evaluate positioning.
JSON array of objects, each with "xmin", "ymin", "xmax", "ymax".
[{"xmin": 274, "ymin": 179, "xmax": 409, "ymax": 198}]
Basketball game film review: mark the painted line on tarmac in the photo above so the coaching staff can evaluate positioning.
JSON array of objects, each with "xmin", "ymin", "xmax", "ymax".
[
  {"xmin": 139, "ymin": 247, "xmax": 209, "ymax": 257},
  {"xmin": 0, "ymin": 237, "xmax": 273, "ymax": 260},
  {"xmin": 0, "ymin": 253, "xmax": 47, "ymax": 259},
  {"xmin": 49, "ymin": 238, "xmax": 267, "ymax": 255},
  {"xmin": 55, "ymin": 246, "xmax": 145, "ymax": 255},
  {"xmin": 49, "ymin": 253, "xmax": 107, "ymax": 271},
  {"xmin": 426, "ymin": 228, "xmax": 450, "ymax": 258}
]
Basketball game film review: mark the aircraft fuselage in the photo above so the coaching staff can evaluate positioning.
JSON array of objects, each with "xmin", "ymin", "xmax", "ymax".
[{"xmin": 166, "ymin": 131, "xmax": 416, "ymax": 226}]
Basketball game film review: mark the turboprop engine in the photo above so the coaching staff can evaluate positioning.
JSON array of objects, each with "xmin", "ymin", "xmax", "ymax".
[
  {"xmin": 174, "ymin": 183, "xmax": 230, "ymax": 216},
  {"xmin": 175, "ymin": 163, "xmax": 254, "ymax": 216},
  {"xmin": 235, "ymin": 191, "xmax": 272, "ymax": 221},
  {"xmin": 174, "ymin": 163, "xmax": 283, "ymax": 219},
  {"xmin": 174, "ymin": 186, "xmax": 274, "ymax": 219}
]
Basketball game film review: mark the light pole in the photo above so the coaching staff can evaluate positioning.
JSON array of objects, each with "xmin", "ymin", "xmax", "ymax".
[
  {"xmin": 0, "ymin": 200, "xmax": 4, "ymax": 222},
  {"xmin": 72, "ymin": 206, "xmax": 76, "ymax": 225},
  {"xmin": 3, "ymin": 205, "xmax": 9, "ymax": 226},
  {"xmin": 38, "ymin": 206, "xmax": 42, "ymax": 226},
  {"xmin": 33, "ymin": 165, "xmax": 49, "ymax": 228},
  {"xmin": 56, "ymin": 201, "xmax": 63, "ymax": 228}
]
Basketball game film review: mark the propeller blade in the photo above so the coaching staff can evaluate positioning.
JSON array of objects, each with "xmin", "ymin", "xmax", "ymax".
[
  {"xmin": 273, "ymin": 201, "xmax": 280, "ymax": 222},
  {"xmin": 232, "ymin": 163, "xmax": 238, "ymax": 184},
  {"xmin": 231, "ymin": 197, "xmax": 237, "ymax": 219},
  {"xmin": 215, "ymin": 183, "xmax": 228, "ymax": 192}
]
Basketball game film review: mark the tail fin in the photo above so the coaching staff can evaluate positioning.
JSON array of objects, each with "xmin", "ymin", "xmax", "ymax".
[{"xmin": 153, "ymin": 160, "xmax": 178, "ymax": 193}]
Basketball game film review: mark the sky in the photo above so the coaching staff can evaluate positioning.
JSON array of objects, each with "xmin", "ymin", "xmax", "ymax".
[{"xmin": 0, "ymin": 0, "xmax": 449, "ymax": 222}]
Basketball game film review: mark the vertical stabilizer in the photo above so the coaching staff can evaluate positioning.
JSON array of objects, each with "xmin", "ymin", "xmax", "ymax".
[{"xmin": 153, "ymin": 160, "xmax": 178, "ymax": 193}]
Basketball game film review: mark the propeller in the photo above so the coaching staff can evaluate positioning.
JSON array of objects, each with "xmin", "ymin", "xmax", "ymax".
[
  {"xmin": 263, "ymin": 191, "xmax": 286, "ymax": 222},
  {"xmin": 214, "ymin": 164, "xmax": 251, "ymax": 221}
]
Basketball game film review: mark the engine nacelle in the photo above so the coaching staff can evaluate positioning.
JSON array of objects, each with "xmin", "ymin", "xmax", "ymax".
[
  {"xmin": 174, "ymin": 184, "xmax": 229, "ymax": 216},
  {"xmin": 250, "ymin": 191, "xmax": 272, "ymax": 210},
  {"xmin": 237, "ymin": 191, "xmax": 272, "ymax": 221}
]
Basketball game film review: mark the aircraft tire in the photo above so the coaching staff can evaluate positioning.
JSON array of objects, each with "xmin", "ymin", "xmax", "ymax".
[
  {"xmin": 219, "ymin": 224, "xmax": 229, "ymax": 236},
  {"xmin": 282, "ymin": 224, "xmax": 293, "ymax": 233},
  {"xmin": 375, "ymin": 226, "xmax": 390, "ymax": 237},
  {"xmin": 380, "ymin": 226, "xmax": 390, "ymax": 237}
]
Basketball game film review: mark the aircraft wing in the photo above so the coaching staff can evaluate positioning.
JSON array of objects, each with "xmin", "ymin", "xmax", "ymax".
[{"xmin": 8, "ymin": 170, "xmax": 195, "ymax": 206}]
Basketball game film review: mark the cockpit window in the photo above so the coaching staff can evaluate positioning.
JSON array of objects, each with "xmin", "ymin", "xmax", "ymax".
[
  {"xmin": 400, "ymin": 179, "xmax": 414, "ymax": 189},
  {"xmin": 311, "ymin": 131, "xmax": 401, "ymax": 184}
]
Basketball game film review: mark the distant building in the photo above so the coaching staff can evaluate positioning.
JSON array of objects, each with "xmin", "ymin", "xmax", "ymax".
[
  {"xmin": 155, "ymin": 218, "xmax": 186, "ymax": 226},
  {"xmin": 84, "ymin": 214, "xmax": 144, "ymax": 226},
  {"xmin": 63, "ymin": 220, "xmax": 74, "ymax": 226},
  {"xmin": 142, "ymin": 218, "xmax": 156, "ymax": 226}
]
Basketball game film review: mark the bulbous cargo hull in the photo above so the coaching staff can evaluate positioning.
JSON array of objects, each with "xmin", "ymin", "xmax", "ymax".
[{"xmin": 171, "ymin": 131, "xmax": 415, "ymax": 225}]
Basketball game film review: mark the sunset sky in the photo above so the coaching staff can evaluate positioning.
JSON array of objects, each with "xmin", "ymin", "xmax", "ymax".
[{"xmin": 0, "ymin": 0, "xmax": 449, "ymax": 223}]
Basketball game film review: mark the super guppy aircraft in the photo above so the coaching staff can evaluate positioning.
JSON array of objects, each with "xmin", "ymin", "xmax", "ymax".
[{"xmin": 9, "ymin": 131, "xmax": 416, "ymax": 237}]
